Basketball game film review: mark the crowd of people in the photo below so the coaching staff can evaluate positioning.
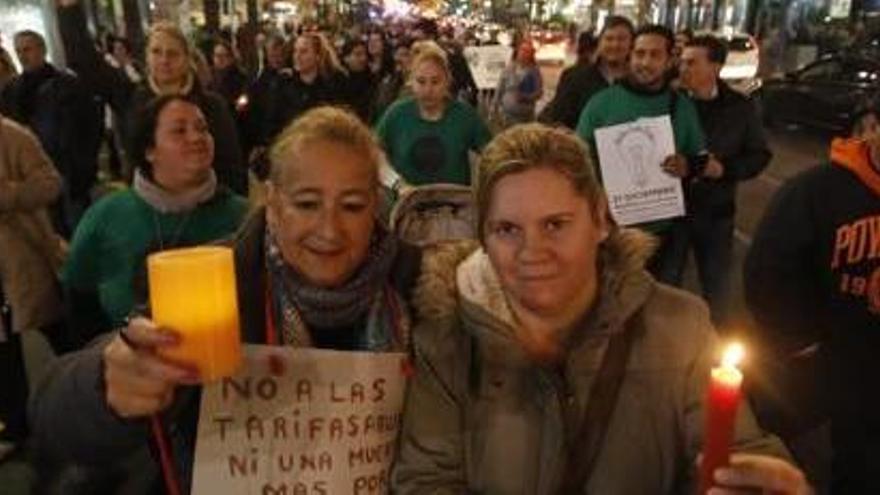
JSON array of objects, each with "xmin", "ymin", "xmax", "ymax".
[{"xmin": 0, "ymin": 1, "xmax": 877, "ymax": 493}]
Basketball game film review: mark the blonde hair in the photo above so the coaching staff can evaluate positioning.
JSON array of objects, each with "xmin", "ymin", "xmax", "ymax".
[
  {"xmin": 299, "ymin": 33, "xmax": 347, "ymax": 79},
  {"xmin": 409, "ymin": 40, "xmax": 451, "ymax": 82},
  {"xmin": 146, "ymin": 21, "xmax": 195, "ymax": 93},
  {"xmin": 269, "ymin": 106, "xmax": 384, "ymax": 185},
  {"xmin": 147, "ymin": 21, "xmax": 191, "ymax": 56},
  {"xmin": 476, "ymin": 124, "xmax": 606, "ymax": 242}
]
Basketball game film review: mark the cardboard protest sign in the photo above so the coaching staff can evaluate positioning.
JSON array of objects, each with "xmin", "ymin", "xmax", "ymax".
[
  {"xmin": 464, "ymin": 45, "xmax": 513, "ymax": 90},
  {"xmin": 191, "ymin": 345, "xmax": 408, "ymax": 495}
]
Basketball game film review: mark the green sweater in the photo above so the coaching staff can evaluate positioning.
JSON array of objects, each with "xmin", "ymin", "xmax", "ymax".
[
  {"xmin": 376, "ymin": 97, "xmax": 491, "ymax": 185},
  {"xmin": 62, "ymin": 188, "xmax": 249, "ymax": 345},
  {"xmin": 576, "ymin": 83, "xmax": 705, "ymax": 158},
  {"xmin": 576, "ymin": 83, "xmax": 705, "ymax": 232}
]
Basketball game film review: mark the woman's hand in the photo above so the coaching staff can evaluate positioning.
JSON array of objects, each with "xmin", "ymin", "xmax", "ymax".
[
  {"xmin": 707, "ymin": 453, "xmax": 813, "ymax": 495},
  {"xmin": 103, "ymin": 317, "xmax": 200, "ymax": 418}
]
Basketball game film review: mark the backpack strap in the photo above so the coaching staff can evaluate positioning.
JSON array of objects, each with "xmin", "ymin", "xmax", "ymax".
[{"xmin": 558, "ymin": 309, "xmax": 644, "ymax": 494}]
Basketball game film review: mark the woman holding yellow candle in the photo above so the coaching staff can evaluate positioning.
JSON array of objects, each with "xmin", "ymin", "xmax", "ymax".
[
  {"xmin": 393, "ymin": 124, "xmax": 811, "ymax": 494},
  {"xmin": 30, "ymin": 107, "xmax": 421, "ymax": 492}
]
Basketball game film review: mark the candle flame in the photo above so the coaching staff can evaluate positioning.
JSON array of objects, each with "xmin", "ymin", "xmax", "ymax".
[{"xmin": 721, "ymin": 342, "xmax": 745, "ymax": 369}]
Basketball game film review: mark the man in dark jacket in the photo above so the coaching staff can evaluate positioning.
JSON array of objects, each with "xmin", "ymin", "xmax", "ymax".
[
  {"xmin": 679, "ymin": 35, "xmax": 771, "ymax": 324},
  {"xmin": 744, "ymin": 105, "xmax": 880, "ymax": 494},
  {"xmin": 1, "ymin": 30, "xmax": 102, "ymax": 237},
  {"xmin": 538, "ymin": 16, "xmax": 633, "ymax": 129}
]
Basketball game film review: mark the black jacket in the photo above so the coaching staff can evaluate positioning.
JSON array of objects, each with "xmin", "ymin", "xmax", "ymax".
[
  {"xmin": 57, "ymin": 4, "xmax": 246, "ymax": 195},
  {"xmin": 242, "ymin": 67, "xmax": 285, "ymax": 150},
  {"xmin": 209, "ymin": 67, "xmax": 247, "ymax": 112},
  {"xmin": 344, "ymin": 69, "xmax": 378, "ymax": 123},
  {"xmin": 538, "ymin": 62, "xmax": 608, "ymax": 129},
  {"xmin": 0, "ymin": 63, "xmax": 102, "ymax": 199},
  {"xmin": 268, "ymin": 70, "xmax": 347, "ymax": 142},
  {"xmin": 744, "ymin": 154, "xmax": 880, "ymax": 492},
  {"xmin": 689, "ymin": 81, "xmax": 771, "ymax": 218}
]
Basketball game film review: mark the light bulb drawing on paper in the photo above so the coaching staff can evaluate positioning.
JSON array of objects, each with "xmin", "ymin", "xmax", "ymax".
[{"xmin": 614, "ymin": 126, "xmax": 657, "ymax": 189}]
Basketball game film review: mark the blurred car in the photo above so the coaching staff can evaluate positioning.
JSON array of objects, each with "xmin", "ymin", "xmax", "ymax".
[
  {"xmin": 531, "ymin": 29, "xmax": 569, "ymax": 65},
  {"xmin": 759, "ymin": 54, "xmax": 880, "ymax": 132},
  {"xmin": 720, "ymin": 33, "xmax": 760, "ymax": 93}
]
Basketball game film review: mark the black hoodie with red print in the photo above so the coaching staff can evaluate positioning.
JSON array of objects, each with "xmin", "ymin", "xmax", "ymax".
[{"xmin": 745, "ymin": 138, "xmax": 880, "ymax": 492}]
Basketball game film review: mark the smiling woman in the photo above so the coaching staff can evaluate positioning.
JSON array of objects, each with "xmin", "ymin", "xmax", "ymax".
[
  {"xmin": 60, "ymin": 94, "xmax": 249, "ymax": 349},
  {"xmin": 30, "ymin": 106, "xmax": 423, "ymax": 493}
]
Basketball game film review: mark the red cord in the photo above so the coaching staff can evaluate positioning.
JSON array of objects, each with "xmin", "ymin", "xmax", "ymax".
[{"xmin": 150, "ymin": 414, "xmax": 182, "ymax": 495}]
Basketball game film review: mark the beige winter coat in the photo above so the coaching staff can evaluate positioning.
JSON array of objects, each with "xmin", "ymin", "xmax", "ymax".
[
  {"xmin": 0, "ymin": 117, "xmax": 65, "ymax": 335},
  {"xmin": 393, "ymin": 230, "xmax": 790, "ymax": 494}
]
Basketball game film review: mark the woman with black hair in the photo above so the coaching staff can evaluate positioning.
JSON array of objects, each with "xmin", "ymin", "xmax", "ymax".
[
  {"xmin": 342, "ymin": 38, "xmax": 378, "ymax": 122},
  {"xmin": 367, "ymin": 30, "xmax": 395, "ymax": 80},
  {"xmin": 209, "ymin": 39, "xmax": 247, "ymax": 114},
  {"xmin": 60, "ymin": 95, "xmax": 248, "ymax": 349}
]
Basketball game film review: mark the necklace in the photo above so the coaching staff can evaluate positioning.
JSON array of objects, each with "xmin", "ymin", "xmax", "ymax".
[{"xmin": 151, "ymin": 209, "xmax": 195, "ymax": 252}]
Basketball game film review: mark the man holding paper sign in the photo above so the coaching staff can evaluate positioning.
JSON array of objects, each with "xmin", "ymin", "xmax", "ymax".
[
  {"xmin": 30, "ymin": 107, "xmax": 422, "ymax": 494},
  {"xmin": 577, "ymin": 24, "xmax": 707, "ymax": 287}
]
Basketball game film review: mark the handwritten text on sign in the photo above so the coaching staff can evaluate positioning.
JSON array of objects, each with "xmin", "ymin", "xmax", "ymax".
[{"xmin": 191, "ymin": 345, "xmax": 408, "ymax": 495}]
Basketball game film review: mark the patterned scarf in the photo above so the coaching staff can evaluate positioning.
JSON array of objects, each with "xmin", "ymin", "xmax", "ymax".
[{"xmin": 264, "ymin": 225, "xmax": 410, "ymax": 351}]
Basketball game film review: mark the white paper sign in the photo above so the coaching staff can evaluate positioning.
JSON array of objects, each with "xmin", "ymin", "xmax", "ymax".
[
  {"xmin": 463, "ymin": 45, "xmax": 513, "ymax": 90},
  {"xmin": 191, "ymin": 345, "xmax": 408, "ymax": 495},
  {"xmin": 594, "ymin": 116, "xmax": 685, "ymax": 226}
]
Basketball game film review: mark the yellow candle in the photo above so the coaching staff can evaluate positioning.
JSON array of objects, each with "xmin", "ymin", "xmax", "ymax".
[{"xmin": 148, "ymin": 246, "xmax": 241, "ymax": 382}]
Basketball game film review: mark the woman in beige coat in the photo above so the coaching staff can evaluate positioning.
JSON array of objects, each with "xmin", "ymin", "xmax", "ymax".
[
  {"xmin": 0, "ymin": 115, "xmax": 64, "ymax": 450},
  {"xmin": 393, "ymin": 124, "xmax": 812, "ymax": 494}
]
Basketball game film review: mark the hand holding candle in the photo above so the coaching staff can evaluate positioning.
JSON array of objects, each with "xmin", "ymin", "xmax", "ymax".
[
  {"xmin": 698, "ymin": 342, "xmax": 745, "ymax": 494},
  {"xmin": 148, "ymin": 246, "xmax": 242, "ymax": 382},
  {"xmin": 145, "ymin": 246, "xmax": 242, "ymax": 495}
]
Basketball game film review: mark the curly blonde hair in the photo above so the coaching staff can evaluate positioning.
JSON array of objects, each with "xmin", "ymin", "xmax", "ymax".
[
  {"xmin": 475, "ymin": 123, "xmax": 606, "ymax": 241},
  {"xmin": 268, "ymin": 106, "xmax": 385, "ymax": 185}
]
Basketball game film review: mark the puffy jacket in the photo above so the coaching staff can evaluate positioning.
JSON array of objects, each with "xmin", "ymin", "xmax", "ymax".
[{"xmin": 394, "ymin": 230, "xmax": 789, "ymax": 494}]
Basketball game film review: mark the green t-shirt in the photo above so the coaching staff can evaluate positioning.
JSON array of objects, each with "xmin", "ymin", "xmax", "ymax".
[
  {"xmin": 62, "ymin": 188, "xmax": 249, "ymax": 336},
  {"xmin": 575, "ymin": 84, "xmax": 705, "ymax": 232},
  {"xmin": 376, "ymin": 97, "xmax": 491, "ymax": 185}
]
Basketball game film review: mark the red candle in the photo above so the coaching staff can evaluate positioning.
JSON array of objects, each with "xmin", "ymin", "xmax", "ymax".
[{"xmin": 698, "ymin": 343, "xmax": 744, "ymax": 494}]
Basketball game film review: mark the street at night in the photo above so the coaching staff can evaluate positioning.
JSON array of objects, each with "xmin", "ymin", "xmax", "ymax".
[{"xmin": 1, "ymin": 1, "xmax": 877, "ymax": 493}]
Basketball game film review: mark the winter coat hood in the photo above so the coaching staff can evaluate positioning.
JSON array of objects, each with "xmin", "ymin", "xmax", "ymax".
[{"xmin": 413, "ymin": 228, "xmax": 657, "ymax": 364}]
